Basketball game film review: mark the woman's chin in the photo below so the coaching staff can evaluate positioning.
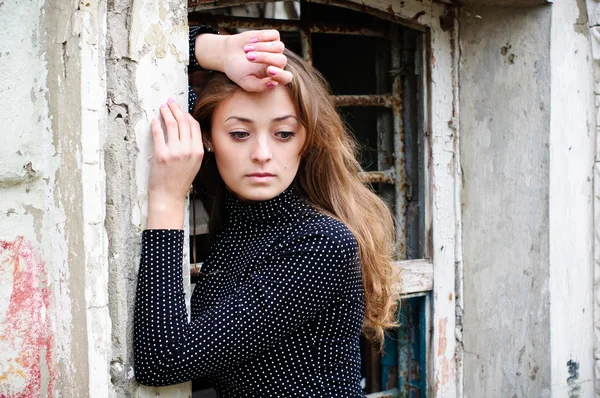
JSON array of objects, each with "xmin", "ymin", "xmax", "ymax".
[{"xmin": 230, "ymin": 185, "xmax": 286, "ymax": 203}]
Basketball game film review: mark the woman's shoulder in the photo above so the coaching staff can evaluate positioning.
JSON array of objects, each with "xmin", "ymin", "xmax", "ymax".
[
  {"xmin": 281, "ymin": 211, "xmax": 359, "ymax": 258},
  {"xmin": 301, "ymin": 212, "xmax": 354, "ymax": 237}
]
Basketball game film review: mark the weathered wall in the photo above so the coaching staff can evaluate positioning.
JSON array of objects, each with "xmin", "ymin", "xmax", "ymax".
[
  {"xmin": 104, "ymin": 0, "xmax": 190, "ymax": 396},
  {"xmin": 549, "ymin": 0, "xmax": 595, "ymax": 395},
  {"xmin": 0, "ymin": 0, "xmax": 57, "ymax": 391},
  {"xmin": 1, "ymin": 0, "xmax": 192, "ymax": 396},
  {"xmin": 461, "ymin": 1, "xmax": 598, "ymax": 396},
  {"xmin": 586, "ymin": 0, "xmax": 600, "ymax": 395},
  {"xmin": 459, "ymin": 5, "xmax": 553, "ymax": 397},
  {"xmin": 0, "ymin": 0, "xmax": 111, "ymax": 396}
]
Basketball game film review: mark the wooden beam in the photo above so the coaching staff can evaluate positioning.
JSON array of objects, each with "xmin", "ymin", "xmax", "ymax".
[
  {"xmin": 395, "ymin": 259, "xmax": 433, "ymax": 295},
  {"xmin": 459, "ymin": 0, "xmax": 551, "ymax": 5}
]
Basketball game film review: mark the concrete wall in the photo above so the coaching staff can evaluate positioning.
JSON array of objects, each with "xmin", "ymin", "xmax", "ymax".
[
  {"xmin": 460, "ymin": 2, "xmax": 596, "ymax": 397},
  {"xmin": 459, "ymin": 5, "xmax": 552, "ymax": 397}
]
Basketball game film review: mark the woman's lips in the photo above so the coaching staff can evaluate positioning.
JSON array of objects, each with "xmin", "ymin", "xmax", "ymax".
[{"xmin": 246, "ymin": 173, "xmax": 275, "ymax": 183}]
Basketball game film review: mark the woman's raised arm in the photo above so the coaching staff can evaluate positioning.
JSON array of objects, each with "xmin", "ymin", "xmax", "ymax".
[{"xmin": 191, "ymin": 28, "xmax": 293, "ymax": 92}]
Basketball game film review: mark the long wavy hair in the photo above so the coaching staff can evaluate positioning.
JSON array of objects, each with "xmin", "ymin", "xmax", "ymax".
[{"xmin": 192, "ymin": 49, "xmax": 398, "ymax": 344}]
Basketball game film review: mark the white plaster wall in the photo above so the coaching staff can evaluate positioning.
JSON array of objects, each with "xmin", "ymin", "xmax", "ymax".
[
  {"xmin": 586, "ymin": 0, "xmax": 600, "ymax": 395},
  {"xmin": 1, "ymin": 0, "xmax": 112, "ymax": 396},
  {"xmin": 0, "ymin": 0, "xmax": 60, "ymax": 395},
  {"xmin": 459, "ymin": 4, "xmax": 553, "ymax": 397},
  {"xmin": 549, "ymin": 0, "xmax": 595, "ymax": 396}
]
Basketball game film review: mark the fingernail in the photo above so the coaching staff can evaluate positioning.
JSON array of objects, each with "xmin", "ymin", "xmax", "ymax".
[
  {"xmin": 268, "ymin": 68, "xmax": 277, "ymax": 76},
  {"xmin": 161, "ymin": 103, "xmax": 167, "ymax": 109},
  {"xmin": 244, "ymin": 45, "xmax": 254, "ymax": 52},
  {"xmin": 246, "ymin": 52, "xmax": 257, "ymax": 61},
  {"xmin": 249, "ymin": 38, "xmax": 258, "ymax": 43},
  {"xmin": 167, "ymin": 97, "xmax": 175, "ymax": 104},
  {"xmin": 266, "ymin": 82, "xmax": 278, "ymax": 88}
]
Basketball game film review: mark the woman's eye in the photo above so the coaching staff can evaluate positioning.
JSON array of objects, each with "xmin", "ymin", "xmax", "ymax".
[
  {"xmin": 229, "ymin": 131, "xmax": 249, "ymax": 140},
  {"xmin": 275, "ymin": 131, "xmax": 295, "ymax": 140}
]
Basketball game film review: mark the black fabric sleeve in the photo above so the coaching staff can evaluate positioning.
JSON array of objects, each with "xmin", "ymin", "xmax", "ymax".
[
  {"xmin": 188, "ymin": 25, "xmax": 219, "ymax": 112},
  {"xmin": 189, "ymin": 25, "xmax": 220, "ymax": 73},
  {"xmin": 133, "ymin": 228, "xmax": 358, "ymax": 386}
]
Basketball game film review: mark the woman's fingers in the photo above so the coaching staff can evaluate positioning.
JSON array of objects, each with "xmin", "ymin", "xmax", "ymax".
[
  {"xmin": 246, "ymin": 52, "xmax": 287, "ymax": 69},
  {"xmin": 187, "ymin": 114, "xmax": 204, "ymax": 156},
  {"xmin": 266, "ymin": 66, "xmax": 293, "ymax": 86},
  {"xmin": 160, "ymin": 102, "xmax": 179, "ymax": 146},
  {"xmin": 243, "ymin": 41, "xmax": 285, "ymax": 54},
  {"xmin": 151, "ymin": 117, "xmax": 166, "ymax": 155},
  {"xmin": 245, "ymin": 29, "xmax": 280, "ymax": 44},
  {"xmin": 166, "ymin": 99, "xmax": 191, "ymax": 146}
]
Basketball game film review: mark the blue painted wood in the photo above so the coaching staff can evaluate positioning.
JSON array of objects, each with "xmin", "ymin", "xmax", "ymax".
[
  {"xmin": 417, "ymin": 294, "xmax": 429, "ymax": 395},
  {"xmin": 381, "ymin": 330, "xmax": 399, "ymax": 390},
  {"xmin": 397, "ymin": 300, "xmax": 409, "ymax": 397},
  {"xmin": 394, "ymin": 294, "xmax": 428, "ymax": 398}
]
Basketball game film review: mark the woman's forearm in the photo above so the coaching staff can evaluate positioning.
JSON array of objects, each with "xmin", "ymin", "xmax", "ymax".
[{"xmin": 194, "ymin": 33, "xmax": 226, "ymax": 72}]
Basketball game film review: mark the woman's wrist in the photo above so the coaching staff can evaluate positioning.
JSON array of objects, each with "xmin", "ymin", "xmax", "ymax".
[
  {"xmin": 194, "ymin": 33, "xmax": 226, "ymax": 72},
  {"xmin": 147, "ymin": 198, "xmax": 186, "ymax": 230}
]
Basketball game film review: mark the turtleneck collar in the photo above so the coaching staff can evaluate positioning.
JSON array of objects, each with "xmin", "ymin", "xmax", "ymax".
[{"xmin": 224, "ymin": 185, "xmax": 312, "ymax": 225}]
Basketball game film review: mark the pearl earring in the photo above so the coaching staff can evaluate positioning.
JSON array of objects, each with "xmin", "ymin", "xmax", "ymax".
[{"xmin": 207, "ymin": 147, "xmax": 212, "ymax": 152}]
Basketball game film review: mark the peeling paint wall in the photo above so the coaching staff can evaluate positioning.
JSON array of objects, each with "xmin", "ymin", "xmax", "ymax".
[
  {"xmin": 104, "ymin": 0, "xmax": 190, "ymax": 396},
  {"xmin": 2, "ymin": 0, "xmax": 189, "ymax": 394},
  {"xmin": 1, "ymin": 0, "xmax": 111, "ymax": 395},
  {"xmin": 459, "ymin": 5, "xmax": 553, "ymax": 397},
  {"xmin": 0, "ymin": 0, "xmax": 63, "ymax": 395}
]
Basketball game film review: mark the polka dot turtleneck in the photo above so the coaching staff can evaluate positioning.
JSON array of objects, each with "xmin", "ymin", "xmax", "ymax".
[{"xmin": 134, "ymin": 187, "xmax": 366, "ymax": 397}]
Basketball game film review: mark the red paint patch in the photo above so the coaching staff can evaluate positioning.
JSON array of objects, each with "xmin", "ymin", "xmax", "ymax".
[
  {"xmin": 437, "ymin": 317, "xmax": 447, "ymax": 356},
  {"xmin": 0, "ymin": 237, "xmax": 54, "ymax": 397}
]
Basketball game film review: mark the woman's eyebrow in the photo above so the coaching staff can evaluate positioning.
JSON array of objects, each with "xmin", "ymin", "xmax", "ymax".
[
  {"xmin": 224, "ymin": 115, "xmax": 298, "ymax": 123},
  {"xmin": 272, "ymin": 115, "xmax": 298, "ymax": 123},
  {"xmin": 224, "ymin": 116, "xmax": 253, "ymax": 123}
]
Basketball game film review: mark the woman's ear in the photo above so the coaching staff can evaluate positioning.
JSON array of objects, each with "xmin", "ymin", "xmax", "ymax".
[{"xmin": 203, "ymin": 137, "xmax": 213, "ymax": 153}]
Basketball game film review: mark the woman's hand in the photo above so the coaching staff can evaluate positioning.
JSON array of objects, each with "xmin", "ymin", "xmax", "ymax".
[
  {"xmin": 194, "ymin": 30, "xmax": 293, "ymax": 91},
  {"xmin": 147, "ymin": 99, "xmax": 204, "ymax": 229}
]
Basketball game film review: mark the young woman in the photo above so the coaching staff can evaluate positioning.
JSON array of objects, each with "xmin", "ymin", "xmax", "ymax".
[{"xmin": 134, "ymin": 30, "xmax": 398, "ymax": 397}]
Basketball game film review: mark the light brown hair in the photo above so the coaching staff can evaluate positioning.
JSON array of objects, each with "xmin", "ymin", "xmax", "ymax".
[{"xmin": 193, "ymin": 49, "xmax": 398, "ymax": 344}]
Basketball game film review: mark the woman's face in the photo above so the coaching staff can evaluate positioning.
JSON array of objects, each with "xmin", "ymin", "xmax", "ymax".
[{"xmin": 207, "ymin": 86, "xmax": 307, "ymax": 203}]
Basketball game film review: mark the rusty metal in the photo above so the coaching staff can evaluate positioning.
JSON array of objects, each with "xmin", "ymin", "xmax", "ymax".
[
  {"xmin": 333, "ymin": 94, "xmax": 393, "ymax": 108},
  {"xmin": 189, "ymin": 15, "xmax": 387, "ymax": 38},
  {"xmin": 189, "ymin": 0, "xmax": 295, "ymax": 10},
  {"xmin": 390, "ymin": 25, "xmax": 407, "ymax": 261},
  {"xmin": 305, "ymin": 0, "xmax": 427, "ymax": 32},
  {"xmin": 359, "ymin": 170, "xmax": 394, "ymax": 185},
  {"xmin": 299, "ymin": 28, "xmax": 312, "ymax": 64},
  {"xmin": 375, "ymin": 35, "xmax": 395, "ymax": 214}
]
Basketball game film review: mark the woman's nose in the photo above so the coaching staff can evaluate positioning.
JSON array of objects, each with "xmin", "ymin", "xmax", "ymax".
[{"xmin": 250, "ymin": 137, "xmax": 272, "ymax": 163}]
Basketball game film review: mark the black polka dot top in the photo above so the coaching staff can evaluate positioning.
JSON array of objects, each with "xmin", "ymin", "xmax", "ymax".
[{"xmin": 134, "ymin": 187, "xmax": 366, "ymax": 397}]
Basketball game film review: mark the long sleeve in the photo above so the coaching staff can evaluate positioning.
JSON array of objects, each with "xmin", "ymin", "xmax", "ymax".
[
  {"xmin": 133, "ymin": 226, "xmax": 359, "ymax": 387},
  {"xmin": 188, "ymin": 25, "xmax": 219, "ymax": 112}
]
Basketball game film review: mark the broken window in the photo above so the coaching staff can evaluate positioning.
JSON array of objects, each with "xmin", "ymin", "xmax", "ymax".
[{"xmin": 188, "ymin": 2, "xmax": 432, "ymax": 396}]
